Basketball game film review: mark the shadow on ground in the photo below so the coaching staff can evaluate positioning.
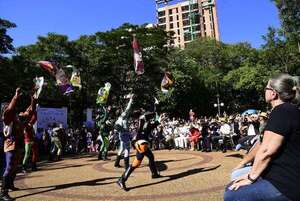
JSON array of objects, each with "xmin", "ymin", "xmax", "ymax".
[{"xmin": 127, "ymin": 165, "xmax": 221, "ymax": 191}]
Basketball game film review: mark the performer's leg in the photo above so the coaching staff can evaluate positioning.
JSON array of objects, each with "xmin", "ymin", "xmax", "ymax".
[
  {"xmin": 22, "ymin": 142, "xmax": 33, "ymax": 172},
  {"xmin": 102, "ymin": 137, "xmax": 109, "ymax": 160},
  {"xmin": 31, "ymin": 142, "xmax": 38, "ymax": 171},
  {"xmin": 115, "ymin": 140, "xmax": 125, "ymax": 167},
  {"xmin": 144, "ymin": 149, "xmax": 161, "ymax": 178},
  {"xmin": 1, "ymin": 151, "xmax": 14, "ymax": 201},
  {"xmin": 117, "ymin": 150, "xmax": 144, "ymax": 191},
  {"xmin": 123, "ymin": 141, "xmax": 131, "ymax": 170}
]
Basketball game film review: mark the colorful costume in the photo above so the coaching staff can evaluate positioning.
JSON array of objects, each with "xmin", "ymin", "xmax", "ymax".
[
  {"xmin": 20, "ymin": 97, "xmax": 38, "ymax": 172},
  {"xmin": 117, "ymin": 111, "xmax": 161, "ymax": 191},
  {"xmin": 1, "ymin": 89, "xmax": 23, "ymax": 201},
  {"xmin": 96, "ymin": 83, "xmax": 111, "ymax": 160},
  {"xmin": 114, "ymin": 97, "xmax": 133, "ymax": 169}
]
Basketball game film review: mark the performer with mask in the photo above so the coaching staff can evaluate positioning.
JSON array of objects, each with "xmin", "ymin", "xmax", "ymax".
[
  {"xmin": 114, "ymin": 94, "xmax": 134, "ymax": 169},
  {"xmin": 117, "ymin": 107, "xmax": 161, "ymax": 191}
]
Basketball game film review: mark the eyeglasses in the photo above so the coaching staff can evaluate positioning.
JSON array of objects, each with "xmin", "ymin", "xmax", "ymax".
[{"xmin": 265, "ymin": 87, "xmax": 274, "ymax": 91}]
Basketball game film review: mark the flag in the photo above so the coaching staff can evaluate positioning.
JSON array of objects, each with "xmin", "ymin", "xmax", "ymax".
[
  {"xmin": 33, "ymin": 77, "xmax": 44, "ymax": 99},
  {"xmin": 96, "ymin": 82, "xmax": 111, "ymax": 105},
  {"xmin": 55, "ymin": 69, "xmax": 74, "ymax": 95},
  {"xmin": 37, "ymin": 61, "xmax": 57, "ymax": 75},
  {"xmin": 132, "ymin": 36, "xmax": 144, "ymax": 75},
  {"xmin": 161, "ymin": 71, "xmax": 175, "ymax": 93},
  {"xmin": 70, "ymin": 68, "xmax": 82, "ymax": 89},
  {"xmin": 37, "ymin": 61, "xmax": 74, "ymax": 95}
]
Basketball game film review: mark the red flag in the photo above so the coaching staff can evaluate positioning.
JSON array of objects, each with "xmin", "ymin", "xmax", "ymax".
[
  {"xmin": 37, "ymin": 61, "xmax": 58, "ymax": 75},
  {"xmin": 132, "ymin": 36, "xmax": 144, "ymax": 75}
]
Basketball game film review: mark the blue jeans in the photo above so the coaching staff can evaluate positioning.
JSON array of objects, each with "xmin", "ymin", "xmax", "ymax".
[
  {"xmin": 224, "ymin": 178, "xmax": 290, "ymax": 201},
  {"xmin": 230, "ymin": 166, "xmax": 252, "ymax": 182}
]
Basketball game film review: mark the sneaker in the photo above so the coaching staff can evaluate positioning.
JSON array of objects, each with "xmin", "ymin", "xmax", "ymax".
[
  {"xmin": 152, "ymin": 174, "xmax": 162, "ymax": 179},
  {"xmin": 117, "ymin": 178, "xmax": 128, "ymax": 191}
]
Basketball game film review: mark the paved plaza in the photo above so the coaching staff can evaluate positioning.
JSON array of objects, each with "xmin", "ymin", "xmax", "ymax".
[{"xmin": 8, "ymin": 150, "xmax": 244, "ymax": 201}]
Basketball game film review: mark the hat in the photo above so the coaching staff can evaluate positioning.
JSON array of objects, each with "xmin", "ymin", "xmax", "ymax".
[{"xmin": 259, "ymin": 112, "xmax": 268, "ymax": 119}]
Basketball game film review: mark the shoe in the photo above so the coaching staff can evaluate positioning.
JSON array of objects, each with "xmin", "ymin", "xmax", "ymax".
[
  {"xmin": 117, "ymin": 178, "xmax": 128, "ymax": 191},
  {"xmin": 8, "ymin": 186, "xmax": 19, "ymax": 191},
  {"xmin": 152, "ymin": 174, "xmax": 162, "ymax": 179}
]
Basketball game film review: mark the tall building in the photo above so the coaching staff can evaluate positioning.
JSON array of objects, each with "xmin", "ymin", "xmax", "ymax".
[{"xmin": 156, "ymin": 0, "xmax": 220, "ymax": 48}]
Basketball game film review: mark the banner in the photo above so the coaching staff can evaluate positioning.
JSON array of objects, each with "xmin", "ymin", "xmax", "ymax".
[
  {"xmin": 70, "ymin": 68, "xmax": 82, "ymax": 89},
  {"xmin": 37, "ymin": 107, "xmax": 68, "ymax": 131},
  {"xmin": 33, "ymin": 76, "xmax": 44, "ymax": 99},
  {"xmin": 37, "ymin": 61, "xmax": 57, "ymax": 75},
  {"xmin": 132, "ymin": 35, "xmax": 144, "ymax": 75},
  {"xmin": 37, "ymin": 61, "xmax": 74, "ymax": 95},
  {"xmin": 96, "ymin": 82, "xmax": 111, "ymax": 105},
  {"xmin": 161, "ymin": 71, "xmax": 175, "ymax": 93},
  {"xmin": 55, "ymin": 69, "xmax": 74, "ymax": 95}
]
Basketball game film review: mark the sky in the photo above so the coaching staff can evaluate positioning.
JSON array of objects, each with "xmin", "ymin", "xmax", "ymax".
[{"xmin": 0, "ymin": 0, "xmax": 281, "ymax": 49}]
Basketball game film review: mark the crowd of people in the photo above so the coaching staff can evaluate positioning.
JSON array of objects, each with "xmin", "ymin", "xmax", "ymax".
[{"xmin": 1, "ymin": 73, "xmax": 300, "ymax": 201}]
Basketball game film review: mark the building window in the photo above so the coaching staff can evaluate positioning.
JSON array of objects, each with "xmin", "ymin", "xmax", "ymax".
[
  {"xmin": 184, "ymin": 33, "xmax": 192, "ymax": 41},
  {"xmin": 203, "ymin": 17, "xmax": 205, "ymax": 23},
  {"xmin": 177, "ymin": 29, "xmax": 180, "ymax": 35},
  {"xmin": 191, "ymin": 3, "xmax": 198, "ymax": 10},
  {"xmin": 170, "ymin": 23, "xmax": 174, "ymax": 29},
  {"xmin": 181, "ymin": 5, "xmax": 189, "ymax": 11},
  {"xmin": 194, "ymin": 16, "xmax": 200, "ymax": 24},
  {"xmin": 159, "ymin": 18, "xmax": 166, "ymax": 24},
  {"xmin": 169, "ymin": 9, "xmax": 173, "ymax": 15},
  {"xmin": 182, "ymin": 13, "xmax": 189, "ymax": 20},
  {"xmin": 177, "ymin": 15, "xmax": 179, "ymax": 21},
  {"xmin": 158, "ymin": 10, "xmax": 165, "ymax": 17},
  {"xmin": 183, "ymin": 19, "xmax": 190, "ymax": 26},
  {"xmin": 194, "ymin": 25, "xmax": 201, "ymax": 31},
  {"xmin": 176, "ymin": 8, "xmax": 178, "ymax": 13},
  {"xmin": 169, "ymin": 16, "xmax": 173, "ymax": 22},
  {"xmin": 159, "ymin": 24, "xmax": 166, "ymax": 30}
]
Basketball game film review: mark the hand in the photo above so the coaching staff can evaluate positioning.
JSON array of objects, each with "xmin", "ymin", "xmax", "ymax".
[
  {"xmin": 229, "ymin": 174, "xmax": 252, "ymax": 191},
  {"xmin": 15, "ymin": 87, "xmax": 22, "ymax": 97}
]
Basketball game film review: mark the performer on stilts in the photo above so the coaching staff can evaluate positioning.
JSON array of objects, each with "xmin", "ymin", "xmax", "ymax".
[
  {"xmin": 96, "ymin": 83, "xmax": 111, "ymax": 160},
  {"xmin": 117, "ymin": 106, "xmax": 161, "ymax": 191},
  {"xmin": 1, "ymin": 88, "xmax": 23, "ymax": 201},
  {"xmin": 114, "ymin": 94, "xmax": 134, "ymax": 169}
]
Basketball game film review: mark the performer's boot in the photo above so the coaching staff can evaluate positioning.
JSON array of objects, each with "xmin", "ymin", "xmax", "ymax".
[
  {"xmin": 124, "ymin": 157, "xmax": 129, "ymax": 170},
  {"xmin": 31, "ymin": 162, "xmax": 38, "ymax": 171},
  {"xmin": 117, "ymin": 165, "xmax": 135, "ymax": 191},
  {"xmin": 103, "ymin": 152, "xmax": 108, "ymax": 161},
  {"xmin": 8, "ymin": 174, "xmax": 19, "ymax": 191},
  {"xmin": 22, "ymin": 164, "xmax": 27, "ymax": 173},
  {"xmin": 0, "ymin": 176, "xmax": 14, "ymax": 201},
  {"xmin": 97, "ymin": 151, "xmax": 102, "ymax": 160},
  {"xmin": 114, "ymin": 155, "xmax": 121, "ymax": 168},
  {"xmin": 149, "ymin": 161, "xmax": 161, "ymax": 179}
]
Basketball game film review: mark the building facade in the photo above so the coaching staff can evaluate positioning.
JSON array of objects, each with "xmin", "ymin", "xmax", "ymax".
[{"xmin": 156, "ymin": 0, "xmax": 219, "ymax": 48}]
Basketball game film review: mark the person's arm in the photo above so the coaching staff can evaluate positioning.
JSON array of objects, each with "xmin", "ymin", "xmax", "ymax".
[
  {"xmin": 3, "ymin": 88, "xmax": 22, "ymax": 124},
  {"xmin": 121, "ymin": 96, "xmax": 133, "ymax": 118},
  {"xmin": 233, "ymin": 141, "xmax": 261, "ymax": 170},
  {"xmin": 230, "ymin": 131, "xmax": 284, "ymax": 190}
]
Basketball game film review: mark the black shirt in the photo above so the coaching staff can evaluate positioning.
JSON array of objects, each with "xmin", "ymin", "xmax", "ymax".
[{"xmin": 263, "ymin": 103, "xmax": 300, "ymax": 201}]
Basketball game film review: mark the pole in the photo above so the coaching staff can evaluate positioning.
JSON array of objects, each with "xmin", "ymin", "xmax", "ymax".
[{"xmin": 217, "ymin": 94, "xmax": 220, "ymax": 116}]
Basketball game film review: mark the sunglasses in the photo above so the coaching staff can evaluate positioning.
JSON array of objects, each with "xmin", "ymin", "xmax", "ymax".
[{"xmin": 265, "ymin": 87, "xmax": 274, "ymax": 91}]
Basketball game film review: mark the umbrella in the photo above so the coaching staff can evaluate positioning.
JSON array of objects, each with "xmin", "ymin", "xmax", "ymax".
[{"xmin": 242, "ymin": 109, "xmax": 257, "ymax": 116}]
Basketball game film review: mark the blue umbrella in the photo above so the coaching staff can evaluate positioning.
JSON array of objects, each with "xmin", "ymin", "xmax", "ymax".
[{"xmin": 242, "ymin": 109, "xmax": 257, "ymax": 116}]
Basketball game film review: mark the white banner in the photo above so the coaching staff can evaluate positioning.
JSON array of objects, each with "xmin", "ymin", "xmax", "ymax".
[{"xmin": 37, "ymin": 107, "xmax": 68, "ymax": 131}]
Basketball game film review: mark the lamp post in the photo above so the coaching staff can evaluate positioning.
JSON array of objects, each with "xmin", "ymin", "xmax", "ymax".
[{"xmin": 214, "ymin": 94, "xmax": 224, "ymax": 116}]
